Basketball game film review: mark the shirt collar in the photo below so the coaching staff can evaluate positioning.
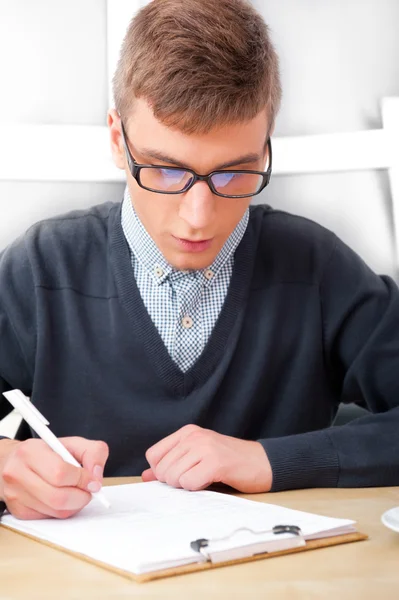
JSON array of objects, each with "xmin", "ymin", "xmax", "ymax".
[
  {"xmin": 121, "ymin": 187, "xmax": 171, "ymax": 285},
  {"xmin": 121, "ymin": 185, "xmax": 249, "ymax": 287}
]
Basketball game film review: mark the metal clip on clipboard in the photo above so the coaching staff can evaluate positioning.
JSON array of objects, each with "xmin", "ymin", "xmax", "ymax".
[{"xmin": 190, "ymin": 524, "xmax": 303, "ymax": 562}]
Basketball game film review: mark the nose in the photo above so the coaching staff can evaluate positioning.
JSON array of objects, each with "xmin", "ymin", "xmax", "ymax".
[{"xmin": 178, "ymin": 180, "xmax": 216, "ymax": 231}]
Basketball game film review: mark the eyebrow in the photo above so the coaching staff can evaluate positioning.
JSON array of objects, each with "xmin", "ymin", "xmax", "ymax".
[{"xmin": 135, "ymin": 141, "xmax": 267, "ymax": 171}]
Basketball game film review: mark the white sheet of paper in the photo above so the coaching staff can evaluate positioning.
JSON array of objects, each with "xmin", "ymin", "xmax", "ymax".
[{"xmin": 1, "ymin": 481, "xmax": 356, "ymax": 574}]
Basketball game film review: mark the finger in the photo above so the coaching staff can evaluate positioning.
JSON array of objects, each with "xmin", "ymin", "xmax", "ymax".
[
  {"xmin": 178, "ymin": 461, "xmax": 215, "ymax": 491},
  {"xmin": 9, "ymin": 491, "xmax": 81, "ymax": 520},
  {"xmin": 153, "ymin": 444, "xmax": 190, "ymax": 482},
  {"xmin": 20, "ymin": 439, "xmax": 96, "ymax": 493},
  {"xmin": 162, "ymin": 452, "xmax": 202, "ymax": 489},
  {"xmin": 145, "ymin": 425, "xmax": 199, "ymax": 468},
  {"xmin": 141, "ymin": 468, "xmax": 157, "ymax": 482},
  {"xmin": 6, "ymin": 501, "xmax": 50, "ymax": 521},
  {"xmin": 9, "ymin": 463, "xmax": 91, "ymax": 514},
  {"xmin": 61, "ymin": 437, "xmax": 109, "ymax": 481}
]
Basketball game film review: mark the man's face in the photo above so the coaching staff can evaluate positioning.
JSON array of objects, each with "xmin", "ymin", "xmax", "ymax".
[{"xmin": 108, "ymin": 99, "xmax": 270, "ymax": 270}]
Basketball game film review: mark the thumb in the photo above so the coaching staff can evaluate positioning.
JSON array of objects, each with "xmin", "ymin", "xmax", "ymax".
[
  {"xmin": 61, "ymin": 437, "xmax": 109, "ymax": 483},
  {"xmin": 141, "ymin": 468, "xmax": 157, "ymax": 482}
]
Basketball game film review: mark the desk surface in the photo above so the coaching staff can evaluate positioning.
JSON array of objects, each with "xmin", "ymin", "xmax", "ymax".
[{"xmin": 1, "ymin": 478, "xmax": 399, "ymax": 600}]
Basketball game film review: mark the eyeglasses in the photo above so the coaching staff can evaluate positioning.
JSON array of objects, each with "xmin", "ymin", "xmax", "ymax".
[{"xmin": 120, "ymin": 121, "xmax": 272, "ymax": 198}]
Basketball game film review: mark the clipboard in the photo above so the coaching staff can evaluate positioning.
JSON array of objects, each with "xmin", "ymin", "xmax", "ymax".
[{"xmin": 1, "ymin": 520, "xmax": 368, "ymax": 583}]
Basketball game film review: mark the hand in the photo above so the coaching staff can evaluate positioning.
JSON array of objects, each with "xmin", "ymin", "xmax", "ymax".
[
  {"xmin": 0, "ymin": 436, "xmax": 109, "ymax": 520},
  {"xmin": 142, "ymin": 425, "xmax": 272, "ymax": 493}
]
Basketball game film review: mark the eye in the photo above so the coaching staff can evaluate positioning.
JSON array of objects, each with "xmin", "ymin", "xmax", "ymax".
[
  {"xmin": 212, "ymin": 172, "xmax": 241, "ymax": 186},
  {"xmin": 157, "ymin": 168, "xmax": 187, "ymax": 179}
]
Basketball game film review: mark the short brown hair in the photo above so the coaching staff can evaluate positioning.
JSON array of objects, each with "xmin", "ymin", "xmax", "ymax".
[{"xmin": 112, "ymin": 0, "xmax": 281, "ymax": 135}]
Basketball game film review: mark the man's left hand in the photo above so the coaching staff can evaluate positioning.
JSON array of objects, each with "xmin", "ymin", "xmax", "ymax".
[{"xmin": 141, "ymin": 424, "xmax": 272, "ymax": 493}]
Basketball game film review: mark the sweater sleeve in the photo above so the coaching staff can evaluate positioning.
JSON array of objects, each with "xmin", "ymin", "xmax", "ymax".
[
  {"xmin": 0, "ymin": 237, "xmax": 35, "ymax": 423},
  {"xmin": 260, "ymin": 236, "xmax": 399, "ymax": 491}
]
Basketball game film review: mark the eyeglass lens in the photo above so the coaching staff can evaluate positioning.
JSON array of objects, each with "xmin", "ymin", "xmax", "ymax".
[{"xmin": 139, "ymin": 167, "xmax": 264, "ymax": 196}]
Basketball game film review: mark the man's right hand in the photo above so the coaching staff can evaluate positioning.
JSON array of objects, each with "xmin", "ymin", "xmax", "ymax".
[{"xmin": 0, "ymin": 437, "xmax": 109, "ymax": 520}]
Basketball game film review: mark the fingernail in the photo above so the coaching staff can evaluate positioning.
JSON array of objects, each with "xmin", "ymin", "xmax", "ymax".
[
  {"xmin": 93, "ymin": 465, "xmax": 103, "ymax": 480},
  {"xmin": 87, "ymin": 480, "xmax": 101, "ymax": 493}
]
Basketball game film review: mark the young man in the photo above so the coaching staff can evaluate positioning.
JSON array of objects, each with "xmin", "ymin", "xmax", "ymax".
[{"xmin": 1, "ymin": 0, "xmax": 398, "ymax": 521}]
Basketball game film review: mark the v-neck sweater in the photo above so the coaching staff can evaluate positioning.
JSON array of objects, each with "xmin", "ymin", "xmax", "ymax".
[{"xmin": 1, "ymin": 201, "xmax": 399, "ymax": 491}]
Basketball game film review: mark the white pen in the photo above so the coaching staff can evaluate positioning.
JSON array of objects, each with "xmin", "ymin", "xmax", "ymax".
[{"xmin": 2, "ymin": 389, "xmax": 110, "ymax": 509}]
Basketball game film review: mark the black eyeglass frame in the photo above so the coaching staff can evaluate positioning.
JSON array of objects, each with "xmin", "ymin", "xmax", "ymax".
[{"xmin": 120, "ymin": 120, "xmax": 273, "ymax": 199}]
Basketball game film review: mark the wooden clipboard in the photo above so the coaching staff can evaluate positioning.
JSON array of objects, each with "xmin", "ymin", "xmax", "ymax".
[{"xmin": 1, "ymin": 523, "xmax": 368, "ymax": 583}]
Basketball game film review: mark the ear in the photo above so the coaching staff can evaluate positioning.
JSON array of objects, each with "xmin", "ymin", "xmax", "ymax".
[{"xmin": 107, "ymin": 108, "xmax": 125, "ymax": 170}]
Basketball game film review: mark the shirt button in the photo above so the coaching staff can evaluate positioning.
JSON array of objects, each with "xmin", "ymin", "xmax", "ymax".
[
  {"xmin": 182, "ymin": 315, "xmax": 194, "ymax": 329},
  {"xmin": 204, "ymin": 269, "xmax": 214, "ymax": 280},
  {"xmin": 154, "ymin": 266, "xmax": 164, "ymax": 278}
]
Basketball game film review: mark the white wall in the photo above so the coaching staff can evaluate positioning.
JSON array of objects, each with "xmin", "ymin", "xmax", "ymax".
[
  {"xmin": 0, "ymin": 0, "xmax": 108, "ymax": 125},
  {"xmin": 0, "ymin": 0, "xmax": 125, "ymax": 247},
  {"xmin": 255, "ymin": 0, "xmax": 399, "ymax": 137}
]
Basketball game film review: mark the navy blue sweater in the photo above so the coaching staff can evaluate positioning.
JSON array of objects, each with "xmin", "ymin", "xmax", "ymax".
[{"xmin": 1, "ymin": 202, "xmax": 399, "ymax": 491}]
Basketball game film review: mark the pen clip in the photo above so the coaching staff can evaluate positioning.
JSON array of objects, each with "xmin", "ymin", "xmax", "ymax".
[{"xmin": 2, "ymin": 389, "xmax": 50, "ymax": 426}]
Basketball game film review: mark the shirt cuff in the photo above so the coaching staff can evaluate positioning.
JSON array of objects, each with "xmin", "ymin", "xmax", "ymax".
[{"xmin": 259, "ymin": 429, "xmax": 340, "ymax": 492}]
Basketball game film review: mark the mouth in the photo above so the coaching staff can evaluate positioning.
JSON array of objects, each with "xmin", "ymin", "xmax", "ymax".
[{"xmin": 172, "ymin": 236, "xmax": 213, "ymax": 253}]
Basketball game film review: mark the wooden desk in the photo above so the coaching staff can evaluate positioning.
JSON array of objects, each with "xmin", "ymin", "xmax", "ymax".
[{"xmin": 1, "ymin": 478, "xmax": 399, "ymax": 600}]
